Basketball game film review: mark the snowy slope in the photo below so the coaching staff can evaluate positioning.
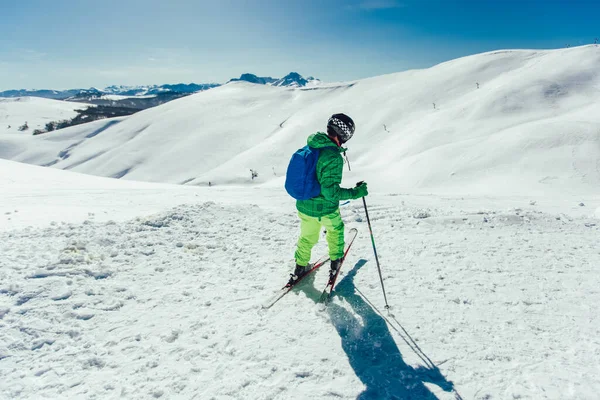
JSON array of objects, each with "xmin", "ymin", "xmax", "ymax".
[
  {"xmin": 0, "ymin": 158, "xmax": 203, "ymax": 231},
  {"xmin": 1, "ymin": 159, "xmax": 600, "ymax": 399},
  {"xmin": 0, "ymin": 97, "xmax": 91, "ymax": 134},
  {"xmin": 1, "ymin": 47, "xmax": 600, "ymax": 398},
  {"xmin": 1, "ymin": 46, "xmax": 599, "ymax": 196}
]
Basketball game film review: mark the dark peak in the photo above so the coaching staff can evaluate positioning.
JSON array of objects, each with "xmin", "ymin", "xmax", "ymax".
[
  {"xmin": 227, "ymin": 72, "xmax": 316, "ymax": 87},
  {"xmin": 240, "ymin": 73, "xmax": 258, "ymax": 80},
  {"xmin": 273, "ymin": 72, "xmax": 309, "ymax": 87},
  {"xmin": 230, "ymin": 74, "xmax": 277, "ymax": 85},
  {"xmin": 283, "ymin": 72, "xmax": 302, "ymax": 79}
]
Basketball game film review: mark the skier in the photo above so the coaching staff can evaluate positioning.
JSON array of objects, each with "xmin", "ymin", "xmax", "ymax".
[{"xmin": 289, "ymin": 113, "xmax": 368, "ymax": 284}]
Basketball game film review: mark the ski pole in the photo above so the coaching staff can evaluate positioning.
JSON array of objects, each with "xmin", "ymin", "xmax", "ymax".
[{"xmin": 357, "ymin": 182, "xmax": 390, "ymax": 310}]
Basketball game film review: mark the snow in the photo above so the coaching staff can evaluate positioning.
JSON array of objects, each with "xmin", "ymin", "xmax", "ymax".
[
  {"xmin": 1, "ymin": 158, "xmax": 600, "ymax": 399},
  {"xmin": 0, "ymin": 97, "xmax": 91, "ymax": 134},
  {"xmin": 1, "ymin": 45, "xmax": 599, "ymax": 196},
  {"xmin": 0, "ymin": 159, "xmax": 202, "ymax": 231},
  {"xmin": 1, "ymin": 46, "xmax": 600, "ymax": 399}
]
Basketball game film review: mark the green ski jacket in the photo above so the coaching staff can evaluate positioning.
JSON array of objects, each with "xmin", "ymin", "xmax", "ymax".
[{"xmin": 296, "ymin": 132, "xmax": 360, "ymax": 217}]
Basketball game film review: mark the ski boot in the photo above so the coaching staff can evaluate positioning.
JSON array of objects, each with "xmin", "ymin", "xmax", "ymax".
[
  {"xmin": 328, "ymin": 259, "xmax": 342, "ymax": 284},
  {"xmin": 287, "ymin": 263, "xmax": 310, "ymax": 286}
]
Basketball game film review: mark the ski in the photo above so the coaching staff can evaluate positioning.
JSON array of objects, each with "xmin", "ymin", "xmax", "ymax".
[
  {"xmin": 262, "ymin": 254, "xmax": 330, "ymax": 309},
  {"xmin": 262, "ymin": 228, "xmax": 358, "ymax": 309},
  {"xmin": 318, "ymin": 227, "xmax": 358, "ymax": 305}
]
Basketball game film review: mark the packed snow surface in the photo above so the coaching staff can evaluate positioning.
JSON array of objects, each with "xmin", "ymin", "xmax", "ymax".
[
  {"xmin": 1, "ymin": 158, "xmax": 600, "ymax": 399},
  {"xmin": 1, "ymin": 46, "xmax": 599, "ymax": 195}
]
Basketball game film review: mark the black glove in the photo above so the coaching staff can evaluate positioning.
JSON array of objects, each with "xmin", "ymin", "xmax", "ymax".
[{"xmin": 353, "ymin": 181, "xmax": 368, "ymax": 199}]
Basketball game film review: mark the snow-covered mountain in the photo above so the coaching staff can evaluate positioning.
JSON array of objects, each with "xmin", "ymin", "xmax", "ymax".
[
  {"xmin": 272, "ymin": 72, "xmax": 314, "ymax": 87},
  {"xmin": 228, "ymin": 73, "xmax": 278, "ymax": 85},
  {"xmin": 0, "ymin": 89, "xmax": 85, "ymax": 100},
  {"xmin": 0, "ymin": 97, "xmax": 93, "ymax": 134},
  {"xmin": 1, "ymin": 46, "xmax": 600, "ymax": 400},
  {"xmin": 100, "ymin": 83, "xmax": 220, "ymax": 97},
  {"xmin": 229, "ymin": 72, "xmax": 319, "ymax": 87},
  {"xmin": 0, "ymin": 84, "xmax": 219, "ymax": 101},
  {"xmin": 0, "ymin": 73, "xmax": 317, "ymax": 102},
  {"xmin": 1, "ymin": 46, "xmax": 599, "ymax": 196},
  {"xmin": 48, "ymin": 85, "xmax": 220, "ymax": 106}
]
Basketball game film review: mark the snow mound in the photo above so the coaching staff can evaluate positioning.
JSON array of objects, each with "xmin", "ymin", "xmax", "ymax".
[
  {"xmin": 0, "ymin": 97, "xmax": 91, "ymax": 135},
  {"xmin": 1, "ymin": 46, "xmax": 600, "ymax": 196},
  {"xmin": 0, "ymin": 158, "xmax": 202, "ymax": 231}
]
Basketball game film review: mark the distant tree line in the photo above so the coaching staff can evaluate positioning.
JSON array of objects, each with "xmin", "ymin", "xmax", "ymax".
[{"xmin": 33, "ymin": 105, "xmax": 139, "ymax": 135}]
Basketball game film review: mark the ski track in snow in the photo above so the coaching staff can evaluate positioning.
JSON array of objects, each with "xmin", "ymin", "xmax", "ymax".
[{"xmin": 1, "ymin": 200, "xmax": 599, "ymax": 399}]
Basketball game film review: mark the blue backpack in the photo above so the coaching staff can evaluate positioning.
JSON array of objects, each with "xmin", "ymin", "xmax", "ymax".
[{"xmin": 285, "ymin": 145, "xmax": 321, "ymax": 200}]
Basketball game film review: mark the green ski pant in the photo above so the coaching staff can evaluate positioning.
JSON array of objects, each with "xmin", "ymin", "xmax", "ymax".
[{"xmin": 294, "ymin": 209, "xmax": 345, "ymax": 267}]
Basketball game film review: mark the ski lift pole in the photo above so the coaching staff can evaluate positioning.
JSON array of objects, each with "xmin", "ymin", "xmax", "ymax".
[{"xmin": 358, "ymin": 182, "xmax": 390, "ymax": 310}]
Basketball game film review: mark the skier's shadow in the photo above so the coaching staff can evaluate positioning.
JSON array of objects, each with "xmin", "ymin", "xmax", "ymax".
[{"xmin": 299, "ymin": 260, "xmax": 455, "ymax": 400}]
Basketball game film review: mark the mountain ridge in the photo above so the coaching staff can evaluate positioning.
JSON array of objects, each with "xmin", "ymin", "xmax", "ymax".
[
  {"xmin": 1, "ymin": 45, "xmax": 598, "ymax": 196},
  {"xmin": 0, "ymin": 72, "xmax": 318, "ymax": 100}
]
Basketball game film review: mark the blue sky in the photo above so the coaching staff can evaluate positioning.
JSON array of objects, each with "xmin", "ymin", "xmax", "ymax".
[{"xmin": 0, "ymin": 0, "xmax": 598, "ymax": 90}]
